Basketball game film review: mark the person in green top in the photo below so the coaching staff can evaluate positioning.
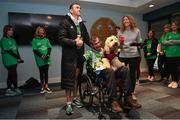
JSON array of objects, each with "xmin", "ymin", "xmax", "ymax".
[
  {"xmin": 32, "ymin": 26, "xmax": 52, "ymax": 93},
  {"xmin": 0, "ymin": 25, "xmax": 24, "ymax": 96},
  {"xmin": 157, "ymin": 24, "xmax": 171, "ymax": 82},
  {"xmin": 143, "ymin": 30, "xmax": 158, "ymax": 81},
  {"xmin": 162, "ymin": 21, "xmax": 180, "ymax": 89}
]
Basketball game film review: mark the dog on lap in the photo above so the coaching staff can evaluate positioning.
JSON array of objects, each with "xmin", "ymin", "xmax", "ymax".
[{"xmin": 84, "ymin": 36, "xmax": 141, "ymax": 113}]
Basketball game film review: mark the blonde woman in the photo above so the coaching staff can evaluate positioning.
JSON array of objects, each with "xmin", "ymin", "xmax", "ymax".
[
  {"xmin": 117, "ymin": 15, "xmax": 142, "ymax": 106},
  {"xmin": 32, "ymin": 26, "xmax": 52, "ymax": 93}
]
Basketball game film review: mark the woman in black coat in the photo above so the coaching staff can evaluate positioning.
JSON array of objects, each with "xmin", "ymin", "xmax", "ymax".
[{"xmin": 58, "ymin": 3, "xmax": 90, "ymax": 115}]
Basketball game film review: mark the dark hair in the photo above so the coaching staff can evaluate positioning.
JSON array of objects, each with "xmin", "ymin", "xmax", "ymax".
[
  {"xmin": 69, "ymin": 2, "xmax": 80, "ymax": 10},
  {"xmin": 147, "ymin": 29, "xmax": 155, "ymax": 38},
  {"xmin": 3, "ymin": 25, "xmax": 13, "ymax": 37},
  {"xmin": 90, "ymin": 36, "xmax": 100, "ymax": 45},
  {"xmin": 171, "ymin": 20, "xmax": 178, "ymax": 26}
]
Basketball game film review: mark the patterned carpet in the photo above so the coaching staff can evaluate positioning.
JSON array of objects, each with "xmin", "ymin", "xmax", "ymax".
[{"xmin": 0, "ymin": 80, "xmax": 180, "ymax": 119}]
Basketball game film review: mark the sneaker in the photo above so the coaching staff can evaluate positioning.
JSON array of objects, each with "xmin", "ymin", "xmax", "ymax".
[
  {"xmin": 40, "ymin": 88, "xmax": 46, "ymax": 94},
  {"xmin": 66, "ymin": 104, "xmax": 73, "ymax": 115},
  {"xmin": 136, "ymin": 80, "xmax": 140, "ymax": 85},
  {"xmin": 45, "ymin": 88, "xmax": 52, "ymax": 94},
  {"xmin": 147, "ymin": 76, "xmax": 151, "ymax": 80},
  {"xmin": 126, "ymin": 96, "xmax": 142, "ymax": 109},
  {"xmin": 72, "ymin": 98, "xmax": 83, "ymax": 108},
  {"xmin": 150, "ymin": 76, "xmax": 155, "ymax": 81},
  {"xmin": 5, "ymin": 89, "xmax": 16, "ymax": 96},
  {"xmin": 14, "ymin": 88, "xmax": 22, "ymax": 95},
  {"xmin": 111, "ymin": 100, "xmax": 123, "ymax": 113},
  {"xmin": 168, "ymin": 82, "xmax": 174, "ymax": 88},
  {"xmin": 171, "ymin": 82, "xmax": 178, "ymax": 89}
]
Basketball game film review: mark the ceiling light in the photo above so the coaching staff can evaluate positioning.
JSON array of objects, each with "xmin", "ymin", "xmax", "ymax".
[
  {"xmin": 47, "ymin": 16, "xmax": 52, "ymax": 20},
  {"xmin": 149, "ymin": 4, "xmax": 154, "ymax": 8}
]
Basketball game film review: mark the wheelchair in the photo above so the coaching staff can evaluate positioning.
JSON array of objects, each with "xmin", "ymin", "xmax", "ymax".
[{"xmin": 79, "ymin": 62, "xmax": 127, "ymax": 119}]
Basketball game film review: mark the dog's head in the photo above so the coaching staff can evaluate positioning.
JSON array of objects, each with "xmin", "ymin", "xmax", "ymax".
[{"xmin": 104, "ymin": 35, "xmax": 119, "ymax": 54}]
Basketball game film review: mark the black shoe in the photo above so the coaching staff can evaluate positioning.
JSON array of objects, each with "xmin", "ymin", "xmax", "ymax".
[{"xmin": 126, "ymin": 96, "xmax": 142, "ymax": 109}]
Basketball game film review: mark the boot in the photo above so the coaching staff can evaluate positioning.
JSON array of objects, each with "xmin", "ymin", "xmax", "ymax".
[
  {"xmin": 111, "ymin": 100, "xmax": 123, "ymax": 112},
  {"xmin": 126, "ymin": 96, "xmax": 142, "ymax": 109}
]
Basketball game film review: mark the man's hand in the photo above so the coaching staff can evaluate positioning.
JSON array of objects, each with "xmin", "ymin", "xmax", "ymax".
[
  {"xmin": 41, "ymin": 55, "xmax": 47, "ymax": 60},
  {"xmin": 75, "ymin": 35, "xmax": 84, "ymax": 48},
  {"xmin": 41, "ymin": 54, "xmax": 50, "ymax": 60}
]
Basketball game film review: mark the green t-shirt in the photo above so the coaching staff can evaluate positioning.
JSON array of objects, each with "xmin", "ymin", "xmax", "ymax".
[
  {"xmin": 164, "ymin": 32, "xmax": 180, "ymax": 57},
  {"xmin": 76, "ymin": 24, "xmax": 81, "ymax": 35},
  {"xmin": 0, "ymin": 37, "xmax": 18, "ymax": 67},
  {"xmin": 32, "ymin": 37, "xmax": 52, "ymax": 67},
  {"xmin": 158, "ymin": 33, "xmax": 168, "ymax": 52},
  {"xmin": 145, "ymin": 39, "xmax": 156, "ymax": 59}
]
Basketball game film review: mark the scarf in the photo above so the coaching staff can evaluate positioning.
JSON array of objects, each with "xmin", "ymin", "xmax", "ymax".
[{"xmin": 67, "ymin": 12, "xmax": 82, "ymax": 25}]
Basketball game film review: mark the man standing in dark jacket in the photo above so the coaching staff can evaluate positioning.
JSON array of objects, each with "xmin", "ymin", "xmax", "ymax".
[{"xmin": 58, "ymin": 2, "xmax": 90, "ymax": 115}]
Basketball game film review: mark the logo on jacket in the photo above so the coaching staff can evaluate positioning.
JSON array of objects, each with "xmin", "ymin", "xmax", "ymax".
[{"xmin": 70, "ymin": 26, "xmax": 74, "ymax": 29}]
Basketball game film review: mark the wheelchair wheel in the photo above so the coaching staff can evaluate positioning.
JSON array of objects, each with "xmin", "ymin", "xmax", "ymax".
[{"xmin": 79, "ymin": 74, "xmax": 95, "ymax": 105}]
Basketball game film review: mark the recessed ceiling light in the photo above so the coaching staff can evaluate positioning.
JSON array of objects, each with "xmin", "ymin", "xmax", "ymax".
[
  {"xmin": 149, "ymin": 4, "xmax": 154, "ymax": 8},
  {"xmin": 47, "ymin": 16, "xmax": 52, "ymax": 20}
]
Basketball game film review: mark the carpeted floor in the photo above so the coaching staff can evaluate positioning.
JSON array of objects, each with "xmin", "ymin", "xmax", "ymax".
[{"xmin": 0, "ymin": 77, "xmax": 180, "ymax": 119}]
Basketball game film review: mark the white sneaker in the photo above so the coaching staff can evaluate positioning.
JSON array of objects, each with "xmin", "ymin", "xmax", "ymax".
[
  {"xmin": 150, "ymin": 76, "xmax": 155, "ymax": 81},
  {"xmin": 14, "ymin": 88, "xmax": 22, "ymax": 95},
  {"xmin": 45, "ymin": 88, "xmax": 52, "ymax": 94},
  {"xmin": 147, "ymin": 76, "xmax": 151, "ymax": 80},
  {"xmin": 171, "ymin": 82, "xmax": 178, "ymax": 89},
  {"xmin": 168, "ymin": 82, "xmax": 174, "ymax": 88},
  {"xmin": 5, "ymin": 89, "xmax": 16, "ymax": 96},
  {"xmin": 136, "ymin": 80, "xmax": 140, "ymax": 85},
  {"xmin": 40, "ymin": 88, "xmax": 46, "ymax": 93}
]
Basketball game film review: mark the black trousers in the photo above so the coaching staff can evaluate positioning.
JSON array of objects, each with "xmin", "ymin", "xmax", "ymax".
[
  {"xmin": 158, "ymin": 55, "xmax": 167, "ymax": 79},
  {"xmin": 100, "ymin": 66, "xmax": 131, "ymax": 101},
  {"xmin": 39, "ymin": 65, "xmax": 49, "ymax": 84},
  {"xmin": 146, "ymin": 58, "xmax": 156, "ymax": 76},
  {"xmin": 136, "ymin": 57, "xmax": 141, "ymax": 80},
  {"xmin": 6, "ymin": 65, "xmax": 17, "ymax": 89},
  {"xmin": 166, "ymin": 57, "xmax": 180, "ymax": 82},
  {"xmin": 119, "ymin": 57, "xmax": 139, "ymax": 93}
]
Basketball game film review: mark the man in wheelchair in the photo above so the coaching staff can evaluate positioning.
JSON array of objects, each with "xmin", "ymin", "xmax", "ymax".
[{"xmin": 83, "ymin": 36, "xmax": 141, "ymax": 113}]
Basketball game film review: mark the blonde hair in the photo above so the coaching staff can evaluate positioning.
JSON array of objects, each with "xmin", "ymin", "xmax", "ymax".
[
  {"xmin": 162, "ymin": 24, "xmax": 170, "ymax": 36},
  {"xmin": 34, "ymin": 26, "xmax": 46, "ymax": 37},
  {"xmin": 120, "ymin": 15, "xmax": 137, "ymax": 33}
]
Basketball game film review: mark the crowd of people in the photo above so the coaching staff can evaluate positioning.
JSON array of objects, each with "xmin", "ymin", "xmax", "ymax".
[{"xmin": 0, "ymin": 2, "xmax": 179, "ymax": 116}]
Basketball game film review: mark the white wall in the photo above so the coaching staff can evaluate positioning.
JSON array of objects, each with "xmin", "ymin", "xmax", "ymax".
[{"xmin": 0, "ymin": 2, "xmax": 148, "ymax": 88}]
